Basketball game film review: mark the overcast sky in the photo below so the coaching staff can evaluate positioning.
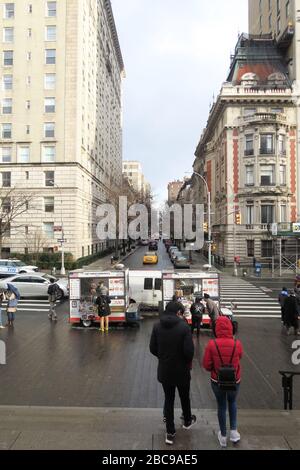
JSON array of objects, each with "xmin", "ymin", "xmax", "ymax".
[{"xmin": 112, "ymin": 0, "xmax": 248, "ymax": 203}]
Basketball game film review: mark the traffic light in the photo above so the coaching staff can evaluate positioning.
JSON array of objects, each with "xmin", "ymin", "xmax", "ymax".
[
  {"xmin": 203, "ymin": 222, "xmax": 208, "ymax": 233},
  {"xmin": 235, "ymin": 211, "xmax": 241, "ymax": 225}
]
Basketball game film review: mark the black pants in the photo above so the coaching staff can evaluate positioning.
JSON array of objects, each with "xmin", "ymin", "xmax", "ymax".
[
  {"xmin": 162, "ymin": 381, "xmax": 192, "ymax": 434},
  {"xmin": 191, "ymin": 317, "xmax": 202, "ymax": 336}
]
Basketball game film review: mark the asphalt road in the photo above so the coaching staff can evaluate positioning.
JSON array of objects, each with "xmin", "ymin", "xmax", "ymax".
[{"xmin": 123, "ymin": 241, "xmax": 173, "ymax": 270}]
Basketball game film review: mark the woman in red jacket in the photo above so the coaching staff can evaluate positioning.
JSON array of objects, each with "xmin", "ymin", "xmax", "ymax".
[{"xmin": 202, "ymin": 316, "xmax": 243, "ymax": 448}]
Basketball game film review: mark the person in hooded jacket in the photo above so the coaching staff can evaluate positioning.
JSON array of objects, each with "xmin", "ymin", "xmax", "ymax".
[
  {"xmin": 203, "ymin": 316, "xmax": 243, "ymax": 448},
  {"xmin": 150, "ymin": 301, "xmax": 196, "ymax": 446},
  {"xmin": 283, "ymin": 293, "xmax": 300, "ymax": 335},
  {"xmin": 278, "ymin": 287, "xmax": 289, "ymax": 322}
]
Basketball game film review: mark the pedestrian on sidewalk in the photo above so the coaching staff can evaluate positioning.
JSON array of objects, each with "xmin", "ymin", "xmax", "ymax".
[
  {"xmin": 96, "ymin": 286, "xmax": 111, "ymax": 332},
  {"xmin": 47, "ymin": 279, "xmax": 63, "ymax": 321},
  {"xmin": 283, "ymin": 292, "xmax": 300, "ymax": 336},
  {"xmin": 150, "ymin": 301, "xmax": 196, "ymax": 446},
  {"xmin": 203, "ymin": 316, "xmax": 243, "ymax": 448},
  {"xmin": 190, "ymin": 296, "xmax": 204, "ymax": 337},
  {"xmin": 5, "ymin": 284, "xmax": 20, "ymax": 327},
  {"xmin": 278, "ymin": 287, "xmax": 288, "ymax": 323},
  {"xmin": 0, "ymin": 289, "xmax": 6, "ymax": 329},
  {"xmin": 204, "ymin": 293, "xmax": 220, "ymax": 329}
]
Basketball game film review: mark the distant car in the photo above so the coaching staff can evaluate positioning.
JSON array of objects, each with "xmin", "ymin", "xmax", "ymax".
[
  {"xmin": 149, "ymin": 241, "xmax": 158, "ymax": 251},
  {"xmin": 174, "ymin": 257, "xmax": 191, "ymax": 269},
  {"xmin": 143, "ymin": 252, "xmax": 158, "ymax": 265},
  {"xmin": 171, "ymin": 251, "xmax": 183, "ymax": 263},
  {"xmin": 140, "ymin": 239, "xmax": 149, "ymax": 246},
  {"xmin": 169, "ymin": 247, "xmax": 180, "ymax": 258},
  {"xmin": 0, "ymin": 259, "xmax": 38, "ymax": 277},
  {"xmin": 0, "ymin": 273, "xmax": 69, "ymax": 298},
  {"xmin": 164, "ymin": 239, "xmax": 173, "ymax": 248},
  {"xmin": 167, "ymin": 245, "xmax": 177, "ymax": 254}
]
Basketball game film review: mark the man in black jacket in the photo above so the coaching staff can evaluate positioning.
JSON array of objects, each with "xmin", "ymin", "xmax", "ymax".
[{"xmin": 150, "ymin": 301, "xmax": 196, "ymax": 445}]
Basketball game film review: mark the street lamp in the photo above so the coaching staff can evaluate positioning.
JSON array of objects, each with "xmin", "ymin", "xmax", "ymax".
[
  {"xmin": 50, "ymin": 181, "xmax": 65, "ymax": 276},
  {"xmin": 186, "ymin": 171, "xmax": 212, "ymax": 267},
  {"xmin": 226, "ymin": 180, "xmax": 238, "ymax": 277}
]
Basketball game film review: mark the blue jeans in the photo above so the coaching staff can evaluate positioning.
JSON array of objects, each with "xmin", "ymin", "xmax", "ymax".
[{"xmin": 211, "ymin": 381, "xmax": 240, "ymax": 436}]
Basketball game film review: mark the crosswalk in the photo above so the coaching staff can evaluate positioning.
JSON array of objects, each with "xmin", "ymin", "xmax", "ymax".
[
  {"xmin": 220, "ymin": 277, "xmax": 281, "ymax": 318},
  {"xmin": 0, "ymin": 300, "xmax": 52, "ymax": 313}
]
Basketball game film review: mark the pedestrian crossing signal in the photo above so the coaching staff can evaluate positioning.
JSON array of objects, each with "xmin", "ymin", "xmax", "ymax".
[{"xmin": 235, "ymin": 212, "xmax": 241, "ymax": 225}]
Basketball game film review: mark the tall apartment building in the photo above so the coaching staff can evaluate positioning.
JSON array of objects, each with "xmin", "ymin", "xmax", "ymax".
[
  {"xmin": 0, "ymin": 0, "xmax": 124, "ymax": 259},
  {"xmin": 122, "ymin": 161, "xmax": 151, "ymax": 199}
]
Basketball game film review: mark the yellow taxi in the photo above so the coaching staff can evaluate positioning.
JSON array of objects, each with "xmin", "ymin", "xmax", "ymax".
[{"xmin": 143, "ymin": 251, "xmax": 158, "ymax": 265}]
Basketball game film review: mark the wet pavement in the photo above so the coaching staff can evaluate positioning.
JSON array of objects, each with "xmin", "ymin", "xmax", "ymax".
[{"xmin": 0, "ymin": 299, "xmax": 299, "ymax": 409}]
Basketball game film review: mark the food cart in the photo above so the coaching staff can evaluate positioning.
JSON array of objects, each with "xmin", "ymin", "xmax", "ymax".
[
  {"xmin": 161, "ymin": 270, "xmax": 230, "ymax": 326},
  {"xmin": 68, "ymin": 269, "xmax": 139, "ymax": 327}
]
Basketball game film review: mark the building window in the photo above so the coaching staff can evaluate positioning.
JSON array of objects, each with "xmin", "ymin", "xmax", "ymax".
[
  {"xmin": 1, "ymin": 147, "xmax": 11, "ymax": 163},
  {"xmin": 43, "ymin": 222, "xmax": 54, "ymax": 238},
  {"xmin": 269, "ymin": 13, "xmax": 272, "ymax": 29},
  {"xmin": 246, "ymin": 165, "xmax": 254, "ymax": 186},
  {"xmin": 45, "ymin": 171, "xmax": 54, "ymax": 186},
  {"xmin": 46, "ymin": 1, "xmax": 56, "ymax": 17},
  {"xmin": 2, "ymin": 197, "xmax": 11, "ymax": 213},
  {"xmin": 247, "ymin": 204, "xmax": 254, "ymax": 225},
  {"xmin": 286, "ymin": 0, "xmax": 290, "ymax": 17},
  {"xmin": 26, "ymin": 100, "xmax": 30, "ymax": 110},
  {"xmin": 45, "ymin": 25, "xmax": 56, "ymax": 41},
  {"xmin": 45, "ymin": 49, "xmax": 56, "ymax": 64},
  {"xmin": 3, "ymin": 3, "xmax": 14, "ymax": 19},
  {"xmin": 245, "ymin": 134, "xmax": 254, "ymax": 156},
  {"xmin": 3, "ymin": 50, "xmax": 13, "ymax": 66},
  {"xmin": 277, "ymin": 16, "xmax": 280, "ymax": 34},
  {"xmin": 260, "ymin": 134, "xmax": 274, "ymax": 154},
  {"xmin": 26, "ymin": 125, "xmax": 30, "ymax": 135},
  {"xmin": 44, "ymin": 122, "xmax": 55, "ymax": 138},
  {"xmin": 280, "ymin": 205, "xmax": 287, "ymax": 223},
  {"xmin": 44, "ymin": 73, "xmax": 56, "ymax": 89},
  {"xmin": 2, "ymin": 123, "xmax": 11, "ymax": 139},
  {"xmin": 27, "ymin": 28, "xmax": 32, "ymax": 38},
  {"xmin": 280, "ymin": 165, "xmax": 286, "ymax": 185},
  {"xmin": 3, "ymin": 74, "xmax": 12, "ymax": 90},
  {"xmin": 260, "ymin": 165, "xmax": 275, "ymax": 186},
  {"xmin": 247, "ymin": 240, "xmax": 254, "ymax": 257},
  {"xmin": 44, "ymin": 197, "xmax": 54, "ymax": 213},
  {"xmin": 2, "ymin": 98, "xmax": 12, "ymax": 114},
  {"xmin": 2, "ymin": 172, "xmax": 11, "ymax": 187},
  {"xmin": 44, "ymin": 97, "xmax": 55, "ymax": 113},
  {"xmin": 28, "ymin": 4, "xmax": 32, "ymax": 13},
  {"xmin": 278, "ymin": 134, "xmax": 286, "ymax": 155},
  {"xmin": 3, "ymin": 27, "xmax": 13, "ymax": 42},
  {"xmin": 261, "ymin": 205, "xmax": 275, "ymax": 224},
  {"xmin": 17, "ymin": 146, "xmax": 30, "ymax": 163},
  {"xmin": 25, "ymin": 171, "xmax": 29, "ymax": 180},
  {"xmin": 261, "ymin": 240, "xmax": 273, "ymax": 258},
  {"xmin": 27, "ymin": 51, "xmax": 31, "ymax": 61},
  {"xmin": 42, "ymin": 145, "xmax": 55, "ymax": 162}
]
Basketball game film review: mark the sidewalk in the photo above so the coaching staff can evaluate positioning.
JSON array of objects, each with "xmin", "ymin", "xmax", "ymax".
[{"xmin": 0, "ymin": 406, "xmax": 299, "ymax": 450}]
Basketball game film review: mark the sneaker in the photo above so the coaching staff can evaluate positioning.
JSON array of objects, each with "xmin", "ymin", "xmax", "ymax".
[
  {"xmin": 165, "ymin": 433, "xmax": 176, "ymax": 445},
  {"xmin": 182, "ymin": 415, "xmax": 196, "ymax": 429},
  {"xmin": 99, "ymin": 328, "xmax": 104, "ymax": 332},
  {"xmin": 230, "ymin": 430, "xmax": 241, "ymax": 443},
  {"xmin": 105, "ymin": 327, "xmax": 109, "ymax": 331},
  {"xmin": 218, "ymin": 431, "xmax": 227, "ymax": 448}
]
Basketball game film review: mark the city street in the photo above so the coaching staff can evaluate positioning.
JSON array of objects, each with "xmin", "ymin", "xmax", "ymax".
[{"xmin": 0, "ymin": 244, "xmax": 299, "ymax": 411}]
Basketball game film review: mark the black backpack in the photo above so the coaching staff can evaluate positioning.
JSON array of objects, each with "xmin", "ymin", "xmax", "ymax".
[{"xmin": 214, "ymin": 339, "xmax": 237, "ymax": 391}]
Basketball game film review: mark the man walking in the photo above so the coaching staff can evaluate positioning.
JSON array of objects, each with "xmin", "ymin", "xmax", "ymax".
[
  {"xmin": 150, "ymin": 301, "xmax": 196, "ymax": 446},
  {"xmin": 278, "ymin": 287, "xmax": 288, "ymax": 323},
  {"xmin": 47, "ymin": 279, "xmax": 63, "ymax": 321},
  {"xmin": 190, "ymin": 296, "xmax": 204, "ymax": 337},
  {"xmin": 204, "ymin": 293, "xmax": 220, "ymax": 330}
]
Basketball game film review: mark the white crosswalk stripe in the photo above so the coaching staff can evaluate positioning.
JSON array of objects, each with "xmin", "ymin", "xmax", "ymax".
[
  {"xmin": 1, "ymin": 299, "xmax": 54, "ymax": 313},
  {"xmin": 220, "ymin": 277, "xmax": 281, "ymax": 318}
]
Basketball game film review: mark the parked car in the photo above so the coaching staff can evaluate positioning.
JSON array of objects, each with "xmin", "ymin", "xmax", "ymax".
[
  {"xmin": 174, "ymin": 257, "xmax": 191, "ymax": 269},
  {"xmin": 0, "ymin": 259, "xmax": 38, "ymax": 277},
  {"xmin": 169, "ymin": 247, "xmax": 180, "ymax": 258},
  {"xmin": 149, "ymin": 240, "xmax": 158, "ymax": 251},
  {"xmin": 140, "ymin": 239, "xmax": 149, "ymax": 246},
  {"xmin": 0, "ymin": 273, "xmax": 69, "ymax": 298},
  {"xmin": 143, "ymin": 252, "xmax": 158, "ymax": 265},
  {"xmin": 167, "ymin": 244, "xmax": 177, "ymax": 254},
  {"xmin": 171, "ymin": 251, "xmax": 183, "ymax": 263}
]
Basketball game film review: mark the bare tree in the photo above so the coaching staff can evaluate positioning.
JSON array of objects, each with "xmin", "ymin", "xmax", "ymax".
[
  {"xmin": 24, "ymin": 228, "xmax": 49, "ymax": 263},
  {"xmin": 0, "ymin": 188, "xmax": 36, "ymax": 258}
]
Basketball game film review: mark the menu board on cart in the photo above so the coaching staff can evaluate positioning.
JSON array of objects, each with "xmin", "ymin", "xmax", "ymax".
[
  {"xmin": 109, "ymin": 278, "xmax": 124, "ymax": 296},
  {"xmin": 202, "ymin": 278, "xmax": 219, "ymax": 298},
  {"xmin": 163, "ymin": 279, "xmax": 174, "ymax": 300},
  {"xmin": 69, "ymin": 278, "xmax": 81, "ymax": 300}
]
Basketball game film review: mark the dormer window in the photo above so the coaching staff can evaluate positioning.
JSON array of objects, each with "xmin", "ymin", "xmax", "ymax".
[
  {"xmin": 241, "ymin": 73, "xmax": 259, "ymax": 87},
  {"xmin": 268, "ymin": 72, "xmax": 286, "ymax": 87}
]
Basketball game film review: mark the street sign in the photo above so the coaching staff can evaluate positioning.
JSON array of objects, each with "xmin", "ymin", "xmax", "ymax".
[
  {"xmin": 293, "ymin": 223, "xmax": 300, "ymax": 233},
  {"xmin": 57, "ymin": 238, "xmax": 67, "ymax": 243}
]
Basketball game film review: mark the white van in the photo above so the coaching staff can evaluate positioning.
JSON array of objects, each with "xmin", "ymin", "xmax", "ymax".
[{"xmin": 129, "ymin": 270, "xmax": 162, "ymax": 308}]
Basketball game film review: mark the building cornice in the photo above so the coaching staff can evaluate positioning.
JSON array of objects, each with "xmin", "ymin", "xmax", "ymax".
[{"xmin": 103, "ymin": 0, "xmax": 125, "ymax": 74}]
